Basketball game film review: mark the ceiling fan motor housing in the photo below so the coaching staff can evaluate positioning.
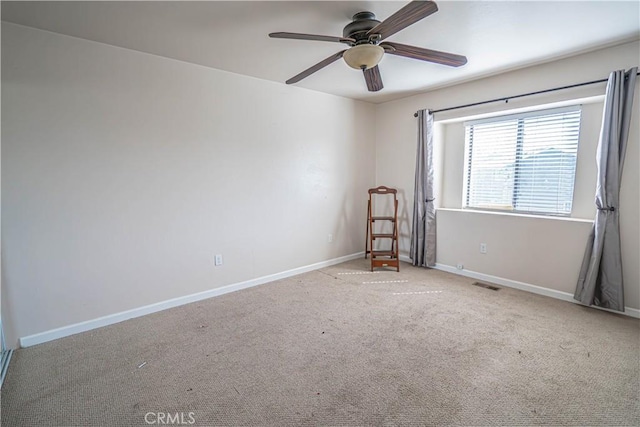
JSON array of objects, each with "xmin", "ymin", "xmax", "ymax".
[{"xmin": 343, "ymin": 12, "xmax": 381, "ymax": 44}]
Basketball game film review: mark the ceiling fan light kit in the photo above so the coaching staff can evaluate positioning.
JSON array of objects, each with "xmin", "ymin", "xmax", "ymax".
[
  {"xmin": 343, "ymin": 44, "xmax": 385, "ymax": 70},
  {"xmin": 269, "ymin": 1, "xmax": 467, "ymax": 92}
]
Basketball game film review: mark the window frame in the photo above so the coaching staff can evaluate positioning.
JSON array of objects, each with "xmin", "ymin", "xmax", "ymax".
[{"xmin": 462, "ymin": 105, "xmax": 582, "ymax": 217}]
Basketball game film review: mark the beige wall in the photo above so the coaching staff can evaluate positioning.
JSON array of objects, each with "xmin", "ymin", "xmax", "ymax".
[
  {"xmin": 437, "ymin": 210, "xmax": 593, "ymax": 294},
  {"xmin": 376, "ymin": 40, "xmax": 640, "ymax": 311},
  {"xmin": 1, "ymin": 23, "xmax": 376, "ymax": 347},
  {"xmin": 2, "ymin": 23, "xmax": 639, "ymax": 348}
]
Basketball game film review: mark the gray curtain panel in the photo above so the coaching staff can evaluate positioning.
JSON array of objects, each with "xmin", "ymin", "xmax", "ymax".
[
  {"xmin": 574, "ymin": 67, "xmax": 637, "ymax": 311},
  {"xmin": 410, "ymin": 109, "xmax": 436, "ymax": 267}
]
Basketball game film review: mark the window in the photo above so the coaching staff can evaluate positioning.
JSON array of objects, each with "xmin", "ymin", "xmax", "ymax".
[{"xmin": 463, "ymin": 106, "xmax": 581, "ymax": 216}]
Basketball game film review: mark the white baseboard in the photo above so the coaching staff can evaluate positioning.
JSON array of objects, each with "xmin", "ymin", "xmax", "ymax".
[
  {"xmin": 430, "ymin": 261, "xmax": 640, "ymax": 319},
  {"xmin": 19, "ymin": 252, "xmax": 365, "ymax": 348},
  {"xmin": 20, "ymin": 252, "xmax": 638, "ymax": 347}
]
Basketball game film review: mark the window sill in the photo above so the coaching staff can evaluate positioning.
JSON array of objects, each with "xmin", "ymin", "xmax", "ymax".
[{"xmin": 437, "ymin": 208, "xmax": 594, "ymax": 224}]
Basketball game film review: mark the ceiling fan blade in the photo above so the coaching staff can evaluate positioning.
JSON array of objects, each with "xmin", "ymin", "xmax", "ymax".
[
  {"xmin": 363, "ymin": 66, "xmax": 384, "ymax": 92},
  {"xmin": 381, "ymin": 42, "xmax": 467, "ymax": 67},
  {"xmin": 269, "ymin": 32, "xmax": 355, "ymax": 45},
  {"xmin": 366, "ymin": 1, "xmax": 438, "ymax": 41},
  {"xmin": 286, "ymin": 50, "xmax": 347, "ymax": 85}
]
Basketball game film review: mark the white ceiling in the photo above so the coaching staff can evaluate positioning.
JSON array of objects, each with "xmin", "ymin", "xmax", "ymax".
[{"xmin": 2, "ymin": 1, "xmax": 639, "ymax": 103}]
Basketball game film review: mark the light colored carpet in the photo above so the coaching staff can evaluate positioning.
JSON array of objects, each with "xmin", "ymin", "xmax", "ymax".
[{"xmin": 2, "ymin": 259, "xmax": 639, "ymax": 426}]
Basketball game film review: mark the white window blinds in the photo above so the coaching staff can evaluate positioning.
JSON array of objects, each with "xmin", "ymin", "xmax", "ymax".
[{"xmin": 463, "ymin": 106, "xmax": 581, "ymax": 215}]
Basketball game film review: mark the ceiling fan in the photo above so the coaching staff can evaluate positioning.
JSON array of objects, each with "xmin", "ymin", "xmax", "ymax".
[{"xmin": 269, "ymin": 0, "xmax": 467, "ymax": 92}]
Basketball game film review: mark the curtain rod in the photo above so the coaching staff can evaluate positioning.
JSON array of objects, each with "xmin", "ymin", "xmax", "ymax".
[{"xmin": 413, "ymin": 70, "xmax": 640, "ymax": 117}]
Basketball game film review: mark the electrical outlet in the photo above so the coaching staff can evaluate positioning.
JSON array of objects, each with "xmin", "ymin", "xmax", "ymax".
[
  {"xmin": 214, "ymin": 254, "xmax": 223, "ymax": 266},
  {"xmin": 480, "ymin": 243, "xmax": 487, "ymax": 254},
  {"xmin": 328, "ymin": 234, "xmax": 333, "ymax": 243}
]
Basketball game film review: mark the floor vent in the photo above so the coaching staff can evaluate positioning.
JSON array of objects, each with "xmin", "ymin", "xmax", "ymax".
[{"xmin": 472, "ymin": 281, "xmax": 500, "ymax": 291}]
